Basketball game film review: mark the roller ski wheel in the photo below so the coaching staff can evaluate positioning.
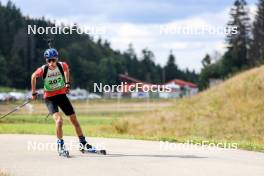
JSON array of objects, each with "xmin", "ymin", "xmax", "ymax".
[
  {"xmin": 57, "ymin": 141, "xmax": 70, "ymax": 158},
  {"xmin": 80, "ymin": 148, "xmax": 107, "ymax": 155},
  {"xmin": 58, "ymin": 149, "xmax": 70, "ymax": 158},
  {"xmin": 98, "ymin": 149, "xmax": 107, "ymax": 155},
  {"xmin": 80, "ymin": 143, "xmax": 107, "ymax": 155}
]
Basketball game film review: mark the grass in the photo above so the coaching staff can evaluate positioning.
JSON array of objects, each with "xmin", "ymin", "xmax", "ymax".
[
  {"xmin": 101, "ymin": 66, "xmax": 264, "ymax": 152},
  {"xmin": 0, "ymin": 114, "xmax": 118, "ymax": 136},
  {"xmin": 0, "ymin": 99, "xmax": 170, "ymax": 137}
]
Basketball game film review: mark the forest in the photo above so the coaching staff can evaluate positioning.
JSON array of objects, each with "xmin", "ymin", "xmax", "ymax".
[{"xmin": 1, "ymin": 0, "xmax": 264, "ymax": 90}]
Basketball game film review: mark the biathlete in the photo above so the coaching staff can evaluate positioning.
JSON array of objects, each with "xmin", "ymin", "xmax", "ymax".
[{"xmin": 31, "ymin": 48, "xmax": 98, "ymax": 157}]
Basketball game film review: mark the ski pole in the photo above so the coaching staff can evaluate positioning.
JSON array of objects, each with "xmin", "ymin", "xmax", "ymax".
[
  {"xmin": 0, "ymin": 99, "xmax": 32, "ymax": 120},
  {"xmin": 43, "ymin": 37, "xmax": 54, "ymax": 49},
  {"xmin": 45, "ymin": 113, "xmax": 50, "ymax": 121}
]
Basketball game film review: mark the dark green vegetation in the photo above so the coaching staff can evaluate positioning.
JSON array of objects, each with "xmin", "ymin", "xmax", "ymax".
[
  {"xmin": 1, "ymin": 0, "xmax": 264, "ymax": 91},
  {"xmin": 200, "ymin": 0, "xmax": 264, "ymax": 89},
  {"xmin": 0, "ymin": 1, "xmax": 198, "ymax": 91}
]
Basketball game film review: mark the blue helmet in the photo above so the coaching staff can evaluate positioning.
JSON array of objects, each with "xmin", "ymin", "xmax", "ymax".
[{"xmin": 44, "ymin": 48, "xmax": 59, "ymax": 59}]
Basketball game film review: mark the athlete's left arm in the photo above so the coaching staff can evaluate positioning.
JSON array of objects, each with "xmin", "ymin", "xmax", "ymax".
[
  {"xmin": 64, "ymin": 68, "xmax": 70, "ymax": 83},
  {"xmin": 63, "ymin": 63, "xmax": 70, "ymax": 93},
  {"xmin": 63, "ymin": 62, "xmax": 70, "ymax": 83}
]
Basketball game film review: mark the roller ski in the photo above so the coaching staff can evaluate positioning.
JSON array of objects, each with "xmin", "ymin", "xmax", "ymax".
[
  {"xmin": 57, "ymin": 139, "xmax": 70, "ymax": 158},
  {"xmin": 58, "ymin": 148, "xmax": 70, "ymax": 158},
  {"xmin": 80, "ymin": 142, "xmax": 106, "ymax": 155}
]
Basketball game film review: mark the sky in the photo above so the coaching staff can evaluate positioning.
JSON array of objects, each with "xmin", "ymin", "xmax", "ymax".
[{"xmin": 1, "ymin": 0, "xmax": 259, "ymax": 72}]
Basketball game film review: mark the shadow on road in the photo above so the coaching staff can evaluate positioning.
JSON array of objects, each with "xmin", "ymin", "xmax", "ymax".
[{"xmin": 79, "ymin": 153, "xmax": 207, "ymax": 159}]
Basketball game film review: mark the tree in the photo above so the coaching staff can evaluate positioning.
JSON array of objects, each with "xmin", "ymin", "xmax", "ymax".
[
  {"xmin": 0, "ymin": 55, "xmax": 8, "ymax": 85},
  {"xmin": 199, "ymin": 61, "xmax": 222, "ymax": 90},
  {"xmin": 250, "ymin": 0, "xmax": 264, "ymax": 65},
  {"xmin": 136, "ymin": 49, "xmax": 157, "ymax": 82},
  {"xmin": 224, "ymin": 0, "xmax": 251, "ymax": 72},
  {"xmin": 202, "ymin": 54, "xmax": 212, "ymax": 67},
  {"xmin": 0, "ymin": 2, "xmax": 199, "ymax": 89},
  {"xmin": 164, "ymin": 51, "xmax": 182, "ymax": 81},
  {"xmin": 199, "ymin": 0, "xmax": 252, "ymax": 89}
]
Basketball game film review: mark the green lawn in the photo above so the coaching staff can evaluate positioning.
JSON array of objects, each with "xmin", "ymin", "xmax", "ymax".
[
  {"xmin": 0, "ymin": 114, "xmax": 119, "ymax": 136},
  {"xmin": 0, "ymin": 100, "xmax": 169, "ymax": 137}
]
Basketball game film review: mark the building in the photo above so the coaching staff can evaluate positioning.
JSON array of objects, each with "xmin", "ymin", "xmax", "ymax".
[
  {"xmin": 118, "ymin": 74, "xmax": 198, "ymax": 99},
  {"xmin": 164, "ymin": 79, "xmax": 199, "ymax": 97}
]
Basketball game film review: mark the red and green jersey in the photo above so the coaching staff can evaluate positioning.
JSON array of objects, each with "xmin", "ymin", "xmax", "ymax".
[{"xmin": 34, "ymin": 62, "xmax": 69, "ymax": 98}]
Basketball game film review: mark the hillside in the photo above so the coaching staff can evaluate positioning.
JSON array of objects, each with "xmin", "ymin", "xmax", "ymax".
[{"xmin": 110, "ymin": 66, "xmax": 264, "ymax": 151}]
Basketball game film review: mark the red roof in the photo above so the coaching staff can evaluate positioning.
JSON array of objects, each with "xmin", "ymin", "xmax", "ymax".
[
  {"xmin": 119, "ymin": 74, "xmax": 197, "ymax": 88},
  {"xmin": 167, "ymin": 79, "xmax": 197, "ymax": 88},
  {"xmin": 119, "ymin": 74, "xmax": 153, "ymax": 85}
]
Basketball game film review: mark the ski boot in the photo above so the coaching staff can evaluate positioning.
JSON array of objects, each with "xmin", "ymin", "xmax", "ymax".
[
  {"xmin": 57, "ymin": 139, "xmax": 70, "ymax": 158},
  {"xmin": 79, "ymin": 142, "xmax": 106, "ymax": 155}
]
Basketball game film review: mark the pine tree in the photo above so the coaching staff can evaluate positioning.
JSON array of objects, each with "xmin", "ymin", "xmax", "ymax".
[
  {"xmin": 224, "ymin": 0, "xmax": 251, "ymax": 71},
  {"xmin": 250, "ymin": 0, "xmax": 264, "ymax": 65},
  {"xmin": 0, "ymin": 54, "xmax": 8, "ymax": 86},
  {"xmin": 202, "ymin": 54, "xmax": 212, "ymax": 67},
  {"xmin": 164, "ymin": 51, "xmax": 181, "ymax": 81}
]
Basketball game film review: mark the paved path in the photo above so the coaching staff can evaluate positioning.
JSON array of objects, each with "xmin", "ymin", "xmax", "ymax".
[{"xmin": 0, "ymin": 134, "xmax": 263, "ymax": 176}]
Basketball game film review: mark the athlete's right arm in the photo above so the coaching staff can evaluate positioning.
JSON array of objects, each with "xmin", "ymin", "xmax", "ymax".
[
  {"xmin": 31, "ymin": 67, "xmax": 43, "ymax": 100},
  {"xmin": 31, "ymin": 72, "xmax": 38, "ymax": 100}
]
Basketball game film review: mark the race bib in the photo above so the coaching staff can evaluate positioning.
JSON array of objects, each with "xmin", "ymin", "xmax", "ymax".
[{"xmin": 44, "ymin": 67, "xmax": 65, "ymax": 91}]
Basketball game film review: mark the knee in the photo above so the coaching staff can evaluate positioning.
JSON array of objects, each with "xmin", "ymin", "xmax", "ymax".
[
  {"xmin": 56, "ymin": 118, "xmax": 63, "ymax": 127},
  {"xmin": 69, "ymin": 114, "xmax": 76, "ymax": 119},
  {"xmin": 53, "ymin": 114, "xmax": 63, "ymax": 127}
]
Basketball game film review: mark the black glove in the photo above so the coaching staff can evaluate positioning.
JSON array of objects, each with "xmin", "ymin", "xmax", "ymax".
[
  {"xmin": 65, "ymin": 82, "xmax": 71, "ymax": 94},
  {"xmin": 32, "ymin": 92, "xmax": 38, "ymax": 100}
]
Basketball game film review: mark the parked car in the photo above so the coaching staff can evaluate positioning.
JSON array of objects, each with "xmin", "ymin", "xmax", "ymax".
[
  {"xmin": 67, "ymin": 88, "xmax": 88, "ymax": 100},
  {"xmin": 8, "ymin": 92, "xmax": 26, "ymax": 100},
  {"xmin": 87, "ymin": 93, "xmax": 101, "ymax": 99},
  {"xmin": 0, "ymin": 93, "xmax": 9, "ymax": 102}
]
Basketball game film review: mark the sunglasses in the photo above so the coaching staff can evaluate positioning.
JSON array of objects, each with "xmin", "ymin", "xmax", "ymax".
[{"xmin": 47, "ymin": 59, "xmax": 56, "ymax": 63}]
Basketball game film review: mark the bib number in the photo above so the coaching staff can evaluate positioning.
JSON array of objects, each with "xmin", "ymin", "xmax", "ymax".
[
  {"xmin": 48, "ymin": 77, "xmax": 62, "ymax": 85},
  {"xmin": 44, "ymin": 76, "xmax": 65, "ymax": 91}
]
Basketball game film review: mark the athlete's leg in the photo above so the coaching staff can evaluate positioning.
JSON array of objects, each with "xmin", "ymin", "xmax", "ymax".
[
  {"xmin": 69, "ymin": 113, "xmax": 84, "ymax": 137},
  {"xmin": 58, "ymin": 94, "xmax": 90, "ymax": 147},
  {"xmin": 69, "ymin": 113, "xmax": 93, "ymax": 149},
  {"xmin": 44, "ymin": 97, "xmax": 62, "ymax": 139},
  {"xmin": 53, "ymin": 112, "xmax": 63, "ymax": 139},
  {"xmin": 44, "ymin": 95, "xmax": 68, "ymax": 155},
  {"xmin": 57, "ymin": 95, "xmax": 84, "ymax": 137}
]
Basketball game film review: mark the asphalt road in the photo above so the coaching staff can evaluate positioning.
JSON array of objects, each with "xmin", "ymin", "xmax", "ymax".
[{"xmin": 0, "ymin": 134, "xmax": 263, "ymax": 176}]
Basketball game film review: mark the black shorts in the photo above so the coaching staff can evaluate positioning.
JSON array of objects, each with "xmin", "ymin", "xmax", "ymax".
[{"xmin": 44, "ymin": 94, "xmax": 75, "ymax": 116}]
